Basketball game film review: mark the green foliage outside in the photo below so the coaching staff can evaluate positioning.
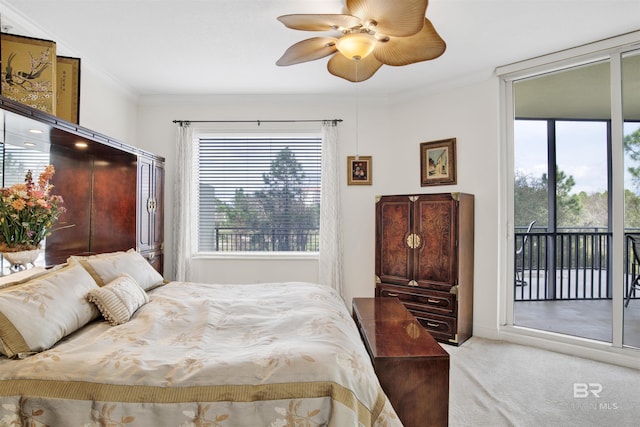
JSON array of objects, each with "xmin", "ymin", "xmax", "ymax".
[
  {"xmin": 214, "ymin": 148, "xmax": 319, "ymax": 251},
  {"xmin": 514, "ymin": 169, "xmax": 585, "ymax": 229},
  {"xmin": 624, "ymin": 128, "xmax": 640, "ymax": 190},
  {"xmin": 515, "ymin": 127, "xmax": 640, "ymax": 230}
]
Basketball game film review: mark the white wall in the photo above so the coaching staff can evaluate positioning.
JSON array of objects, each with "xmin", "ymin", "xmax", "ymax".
[
  {"xmin": 2, "ymin": 46, "xmax": 523, "ymax": 347},
  {"xmin": 134, "ymin": 80, "xmax": 502, "ymax": 339},
  {"xmin": 133, "ymin": 60, "xmax": 638, "ymax": 368},
  {"xmin": 0, "ymin": 3, "xmax": 138, "ymax": 144},
  {"xmin": 4, "ymin": 0, "xmax": 636, "ymax": 368},
  {"xmin": 77, "ymin": 65, "xmax": 138, "ymax": 145},
  {"xmin": 136, "ymin": 94, "xmax": 392, "ymax": 306},
  {"xmin": 388, "ymin": 80, "xmax": 501, "ymax": 338}
]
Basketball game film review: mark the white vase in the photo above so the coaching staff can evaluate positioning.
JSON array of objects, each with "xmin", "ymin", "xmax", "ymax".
[{"xmin": 2, "ymin": 248, "xmax": 42, "ymax": 271}]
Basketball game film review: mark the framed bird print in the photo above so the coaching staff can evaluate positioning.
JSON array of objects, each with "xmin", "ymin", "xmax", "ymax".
[
  {"xmin": 1, "ymin": 33, "xmax": 57, "ymax": 114},
  {"xmin": 56, "ymin": 56, "xmax": 81, "ymax": 124}
]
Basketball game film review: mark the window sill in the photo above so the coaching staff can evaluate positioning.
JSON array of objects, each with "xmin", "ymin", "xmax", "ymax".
[{"xmin": 192, "ymin": 252, "xmax": 319, "ymax": 261}]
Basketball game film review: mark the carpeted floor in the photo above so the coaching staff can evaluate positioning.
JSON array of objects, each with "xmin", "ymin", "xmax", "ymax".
[{"xmin": 445, "ymin": 338, "xmax": 640, "ymax": 426}]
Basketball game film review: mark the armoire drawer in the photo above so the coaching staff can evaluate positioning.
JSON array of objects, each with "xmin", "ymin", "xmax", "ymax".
[
  {"xmin": 376, "ymin": 284, "xmax": 456, "ymax": 316},
  {"xmin": 410, "ymin": 310, "xmax": 457, "ymax": 343}
]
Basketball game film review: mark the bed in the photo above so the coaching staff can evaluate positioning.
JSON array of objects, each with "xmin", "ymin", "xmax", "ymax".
[{"xmin": 0, "ymin": 250, "xmax": 402, "ymax": 426}]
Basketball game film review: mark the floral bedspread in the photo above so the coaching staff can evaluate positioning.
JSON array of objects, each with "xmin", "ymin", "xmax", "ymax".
[{"xmin": 0, "ymin": 281, "xmax": 401, "ymax": 426}]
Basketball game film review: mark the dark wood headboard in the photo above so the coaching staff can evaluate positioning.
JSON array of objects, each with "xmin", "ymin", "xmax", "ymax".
[{"xmin": 0, "ymin": 95, "xmax": 165, "ymax": 274}]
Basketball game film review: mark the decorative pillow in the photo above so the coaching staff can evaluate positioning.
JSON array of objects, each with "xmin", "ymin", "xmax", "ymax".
[
  {"xmin": 70, "ymin": 249, "xmax": 165, "ymax": 291},
  {"xmin": 87, "ymin": 274, "xmax": 149, "ymax": 326},
  {"xmin": 0, "ymin": 263, "xmax": 100, "ymax": 358}
]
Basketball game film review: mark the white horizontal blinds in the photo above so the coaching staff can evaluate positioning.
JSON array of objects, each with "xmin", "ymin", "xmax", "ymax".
[
  {"xmin": 1, "ymin": 144, "xmax": 50, "ymax": 186},
  {"xmin": 198, "ymin": 135, "xmax": 322, "ymax": 252}
]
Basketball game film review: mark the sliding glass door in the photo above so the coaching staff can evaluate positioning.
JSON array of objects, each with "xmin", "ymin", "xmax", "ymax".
[
  {"xmin": 511, "ymin": 48, "xmax": 640, "ymax": 348},
  {"xmin": 623, "ymin": 51, "xmax": 640, "ymax": 348}
]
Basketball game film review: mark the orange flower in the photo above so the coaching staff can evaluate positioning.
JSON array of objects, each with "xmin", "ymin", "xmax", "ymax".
[
  {"xmin": 38, "ymin": 165, "xmax": 55, "ymax": 189},
  {"xmin": 10, "ymin": 199, "xmax": 26, "ymax": 211},
  {"xmin": 32, "ymin": 190, "xmax": 45, "ymax": 199},
  {"xmin": 0, "ymin": 165, "xmax": 64, "ymax": 250},
  {"xmin": 10, "ymin": 183, "xmax": 27, "ymax": 193}
]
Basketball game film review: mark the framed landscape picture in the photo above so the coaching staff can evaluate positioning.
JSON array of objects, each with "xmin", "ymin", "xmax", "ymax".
[
  {"xmin": 56, "ymin": 56, "xmax": 81, "ymax": 123},
  {"xmin": 1, "ymin": 33, "xmax": 57, "ymax": 114},
  {"xmin": 420, "ymin": 138, "xmax": 457, "ymax": 186},
  {"xmin": 347, "ymin": 155, "xmax": 372, "ymax": 185}
]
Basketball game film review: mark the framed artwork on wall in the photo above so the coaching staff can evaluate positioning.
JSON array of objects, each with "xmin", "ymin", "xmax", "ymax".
[
  {"xmin": 56, "ymin": 56, "xmax": 80, "ymax": 124},
  {"xmin": 1, "ymin": 33, "xmax": 57, "ymax": 114},
  {"xmin": 420, "ymin": 138, "xmax": 457, "ymax": 186},
  {"xmin": 347, "ymin": 155, "xmax": 372, "ymax": 185}
]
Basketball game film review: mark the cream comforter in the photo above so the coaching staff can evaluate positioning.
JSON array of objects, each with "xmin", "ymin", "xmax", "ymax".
[{"xmin": 0, "ymin": 281, "xmax": 401, "ymax": 426}]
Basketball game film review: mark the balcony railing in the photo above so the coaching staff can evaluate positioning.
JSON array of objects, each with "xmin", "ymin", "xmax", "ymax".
[
  {"xmin": 214, "ymin": 226, "xmax": 319, "ymax": 252},
  {"xmin": 514, "ymin": 226, "xmax": 640, "ymax": 302}
]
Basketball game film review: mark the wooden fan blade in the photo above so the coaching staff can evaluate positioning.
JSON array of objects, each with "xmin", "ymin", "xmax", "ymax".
[
  {"xmin": 327, "ymin": 53, "xmax": 383, "ymax": 82},
  {"xmin": 277, "ymin": 14, "xmax": 362, "ymax": 31},
  {"xmin": 346, "ymin": 0, "xmax": 428, "ymax": 37},
  {"xmin": 373, "ymin": 18, "xmax": 445, "ymax": 66},
  {"xmin": 276, "ymin": 37, "xmax": 338, "ymax": 66}
]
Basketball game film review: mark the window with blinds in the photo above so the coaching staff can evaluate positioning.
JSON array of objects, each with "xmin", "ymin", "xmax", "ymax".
[{"xmin": 198, "ymin": 134, "xmax": 322, "ymax": 253}]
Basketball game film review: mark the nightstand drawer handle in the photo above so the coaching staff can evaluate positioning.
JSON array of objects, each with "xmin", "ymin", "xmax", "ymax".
[
  {"xmin": 386, "ymin": 292, "xmax": 399, "ymax": 297},
  {"xmin": 427, "ymin": 322, "xmax": 440, "ymax": 328},
  {"xmin": 427, "ymin": 298, "xmax": 439, "ymax": 304}
]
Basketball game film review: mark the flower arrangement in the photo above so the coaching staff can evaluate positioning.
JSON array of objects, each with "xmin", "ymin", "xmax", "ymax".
[{"xmin": 0, "ymin": 165, "xmax": 65, "ymax": 252}]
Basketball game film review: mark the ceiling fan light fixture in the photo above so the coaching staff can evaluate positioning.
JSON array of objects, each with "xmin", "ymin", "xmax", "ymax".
[
  {"xmin": 276, "ymin": 1, "xmax": 444, "ymax": 81},
  {"xmin": 335, "ymin": 32, "xmax": 376, "ymax": 61}
]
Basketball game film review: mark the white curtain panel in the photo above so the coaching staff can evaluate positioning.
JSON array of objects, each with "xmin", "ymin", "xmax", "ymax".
[
  {"xmin": 319, "ymin": 122, "xmax": 344, "ymax": 298},
  {"xmin": 172, "ymin": 123, "xmax": 194, "ymax": 281}
]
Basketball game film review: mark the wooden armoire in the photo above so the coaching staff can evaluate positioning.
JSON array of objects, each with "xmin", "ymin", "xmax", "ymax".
[{"xmin": 375, "ymin": 193, "xmax": 474, "ymax": 345}]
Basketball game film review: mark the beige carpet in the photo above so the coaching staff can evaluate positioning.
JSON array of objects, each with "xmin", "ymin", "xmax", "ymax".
[{"xmin": 445, "ymin": 337, "xmax": 639, "ymax": 426}]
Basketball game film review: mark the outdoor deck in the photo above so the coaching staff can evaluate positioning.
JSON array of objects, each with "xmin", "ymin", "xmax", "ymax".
[
  {"xmin": 515, "ymin": 299, "xmax": 640, "ymax": 347},
  {"xmin": 513, "ymin": 229, "xmax": 640, "ymax": 347}
]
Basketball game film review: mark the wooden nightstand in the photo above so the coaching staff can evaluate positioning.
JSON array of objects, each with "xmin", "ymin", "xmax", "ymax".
[{"xmin": 352, "ymin": 297, "xmax": 450, "ymax": 427}]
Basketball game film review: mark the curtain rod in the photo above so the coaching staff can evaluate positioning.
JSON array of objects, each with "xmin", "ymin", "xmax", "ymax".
[{"xmin": 173, "ymin": 119, "xmax": 342, "ymax": 126}]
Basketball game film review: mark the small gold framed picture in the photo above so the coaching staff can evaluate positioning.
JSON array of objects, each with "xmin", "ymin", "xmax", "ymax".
[
  {"xmin": 56, "ymin": 56, "xmax": 81, "ymax": 124},
  {"xmin": 347, "ymin": 156, "xmax": 372, "ymax": 185},
  {"xmin": 420, "ymin": 138, "xmax": 457, "ymax": 186}
]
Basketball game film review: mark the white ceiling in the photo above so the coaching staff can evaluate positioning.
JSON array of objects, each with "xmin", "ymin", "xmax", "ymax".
[{"xmin": 1, "ymin": 0, "xmax": 639, "ymax": 99}]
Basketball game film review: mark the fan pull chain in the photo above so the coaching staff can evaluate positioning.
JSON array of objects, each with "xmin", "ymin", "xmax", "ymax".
[{"xmin": 355, "ymin": 60, "xmax": 360, "ymax": 161}]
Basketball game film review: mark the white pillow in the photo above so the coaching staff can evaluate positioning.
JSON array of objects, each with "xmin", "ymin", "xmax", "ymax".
[
  {"xmin": 70, "ymin": 249, "xmax": 164, "ymax": 291},
  {"xmin": 87, "ymin": 274, "xmax": 149, "ymax": 326},
  {"xmin": 0, "ymin": 267, "xmax": 49, "ymax": 290},
  {"xmin": 0, "ymin": 263, "xmax": 100, "ymax": 358}
]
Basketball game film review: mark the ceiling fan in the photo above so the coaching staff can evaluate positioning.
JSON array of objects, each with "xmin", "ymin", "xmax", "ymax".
[{"xmin": 276, "ymin": 0, "xmax": 446, "ymax": 82}]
